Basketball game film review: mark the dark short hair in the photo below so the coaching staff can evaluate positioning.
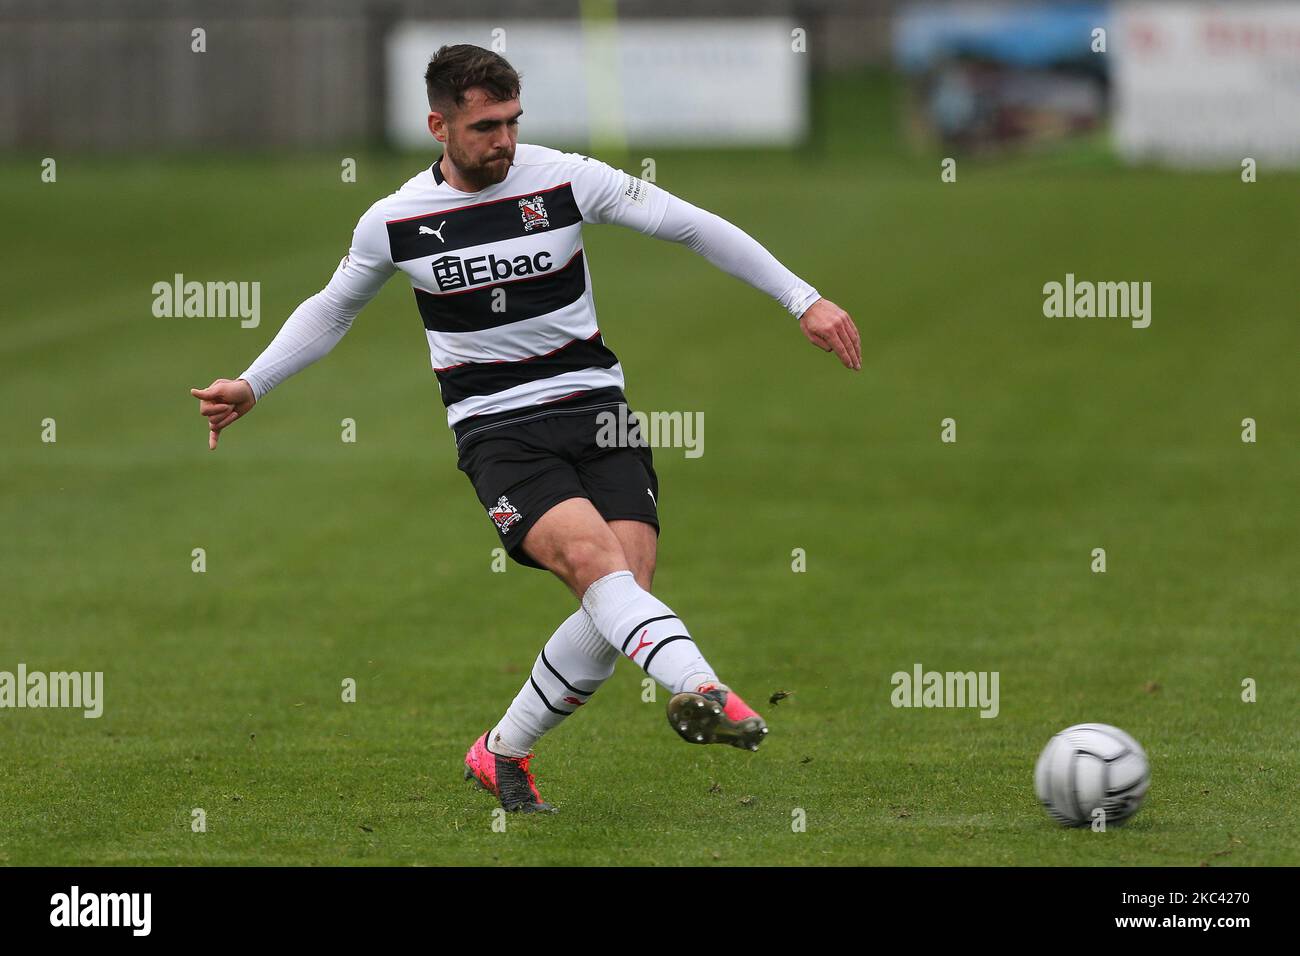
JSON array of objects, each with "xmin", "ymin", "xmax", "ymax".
[{"xmin": 424, "ymin": 44, "xmax": 522, "ymax": 114}]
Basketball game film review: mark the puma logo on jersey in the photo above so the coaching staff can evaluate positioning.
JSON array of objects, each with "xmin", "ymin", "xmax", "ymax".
[{"xmin": 418, "ymin": 222, "xmax": 447, "ymax": 242}]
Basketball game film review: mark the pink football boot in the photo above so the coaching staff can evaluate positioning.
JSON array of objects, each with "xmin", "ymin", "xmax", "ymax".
[
  {"xmin": 666, "ymin": 681, "xmax": 769, "ymax": 751},
  {"xmin": 463, "ymin": 732, "xmax": 556, "ymax": 813}
]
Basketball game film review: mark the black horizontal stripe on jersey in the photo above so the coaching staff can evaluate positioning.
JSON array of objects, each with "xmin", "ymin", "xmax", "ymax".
[
  {"xmin": 435, "ymin": 332, "xmax": 619, "ymax": 407},
  {"xmin": 386, "ymin": 182, "xmax": 581, "ymax": 261},
  {"xmin": 414, "ymin": 248, "xmax": 587, "ymax": 334}
]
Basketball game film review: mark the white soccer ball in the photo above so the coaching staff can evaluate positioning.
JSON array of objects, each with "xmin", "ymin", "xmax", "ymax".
[{"xmin": 1034, "ymin": 723, "xmax": 1151, "ymax": 827}]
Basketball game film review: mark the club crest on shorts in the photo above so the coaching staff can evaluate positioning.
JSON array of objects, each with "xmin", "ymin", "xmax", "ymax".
[
  {"xmin": 519, "ymin": 194, "xmax": 549, "ymax": 232},
  {"xmin": 488, "ymin": 495, "xmax": 523, "ymax": 533}
]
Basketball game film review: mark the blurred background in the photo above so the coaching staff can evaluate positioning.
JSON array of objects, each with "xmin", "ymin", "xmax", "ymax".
[
  {"xmin": 4, "ymin": 0, "xmax": 1300, "ymax": 165},
  {"xmin": 1, "ymin": 1, "xmax": 1296, "ymax": 866}
]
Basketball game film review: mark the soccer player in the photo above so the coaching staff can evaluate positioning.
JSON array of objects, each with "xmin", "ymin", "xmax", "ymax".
[{"xmin": 191, "ymin": 45, "xmax": 861, "ymax": 813}]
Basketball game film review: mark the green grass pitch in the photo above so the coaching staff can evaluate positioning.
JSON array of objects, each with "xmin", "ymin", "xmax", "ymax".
[{"xmin": 1, "ymin": 74, "xmax": 1296, "ymax": 865}]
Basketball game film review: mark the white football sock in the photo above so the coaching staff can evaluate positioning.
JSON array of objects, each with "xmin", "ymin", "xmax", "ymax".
[
  {"xmin": 488, "ymin": 607, "xmax": 619, "ymax": 757},
  {"xmin": 580, "ymin": 570, "xmax": 717, "ymax": 694}
]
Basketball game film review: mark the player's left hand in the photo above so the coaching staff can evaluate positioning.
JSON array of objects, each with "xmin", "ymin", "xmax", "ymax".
[{"xmin": 798, "ymin": 298, "xmax": 861, "ymax": 371}]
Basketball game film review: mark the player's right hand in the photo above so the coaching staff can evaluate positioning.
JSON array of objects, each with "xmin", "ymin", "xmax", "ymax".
[
  {"xmin": 798, "ymin": 297, "xmax": 862, "ymax": 371},
  {"xmin": 190, "ymin": 378, "xmax": 256, "ymax": 451}
]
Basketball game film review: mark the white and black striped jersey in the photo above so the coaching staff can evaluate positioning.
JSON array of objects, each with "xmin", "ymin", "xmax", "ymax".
[{"xmin": 239, "ymin": 143, "xmax": 820, "ymax": 447}]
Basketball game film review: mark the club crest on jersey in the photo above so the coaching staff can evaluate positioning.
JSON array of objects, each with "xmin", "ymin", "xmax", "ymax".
[
  {"xmin": 488, "ymin": 495, "xmax": 523, "ymax": 533},
  {"xmin": 519, "ymin": 194, "xmax": 549, "ymax": 232}
]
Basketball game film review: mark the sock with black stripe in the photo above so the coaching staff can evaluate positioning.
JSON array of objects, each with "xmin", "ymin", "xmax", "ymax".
[
  {"xmin": 580, "ymin": 569, "xmax": 717, "ymax": 695},
  {"xmin": 488, "ymin": 607, "xmax": 619, "ymax": 758}
]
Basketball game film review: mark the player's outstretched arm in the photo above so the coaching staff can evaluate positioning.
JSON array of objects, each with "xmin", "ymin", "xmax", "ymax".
[
  {"xmin": 188, "ymin": 287, "xmax": 359, "ymax": 452},
  {"xmin": 573, "ymin": 157, "xmax": 861, "ymax": 371},
  {"xmin": 189, "ymin": 201, "xmax": 396, "ymax": 451},
  {"xmin": 653, "ymin": 195, "xmax": 862, "ymax": 371}
]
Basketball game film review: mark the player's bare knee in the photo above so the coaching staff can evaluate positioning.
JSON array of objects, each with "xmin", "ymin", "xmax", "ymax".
[
  {"xmin": 562, "ymin": 536, "xmax": 627, "ymax": 592},
  {"xmin": 632, "ymin": 557, "xmax": 655, "ymax": 591}
]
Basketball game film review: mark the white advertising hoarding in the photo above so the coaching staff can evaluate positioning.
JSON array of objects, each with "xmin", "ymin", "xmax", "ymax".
[
  {"xmin": 386, "ymin": 19, "xmax": 807, "ymax": 150},
  {"xmin": 1113, "ymin": 2, "xmax": 1300, "ymax": 167}
]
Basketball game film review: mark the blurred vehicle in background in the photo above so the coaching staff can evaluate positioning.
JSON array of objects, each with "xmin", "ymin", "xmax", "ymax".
[{"xmin": 894, "ymin": 2, "xmax": 1108, "ymax": 153}]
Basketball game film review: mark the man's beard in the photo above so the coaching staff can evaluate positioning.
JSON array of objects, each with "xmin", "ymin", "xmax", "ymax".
[{"xmin": 449, "ymin": 141, "xmax": 512, "ymax": 190}]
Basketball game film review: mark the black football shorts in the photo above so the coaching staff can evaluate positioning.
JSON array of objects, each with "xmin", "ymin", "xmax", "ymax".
[{"xmin": 456, "ymin": 402, "xmax": 660, "ymax": 570}]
